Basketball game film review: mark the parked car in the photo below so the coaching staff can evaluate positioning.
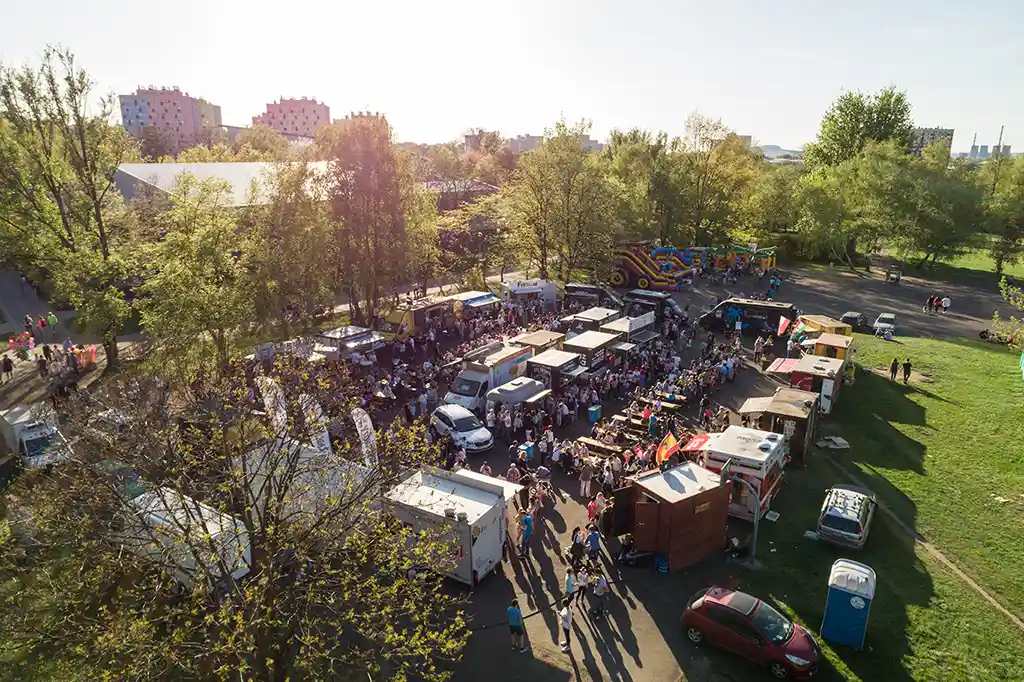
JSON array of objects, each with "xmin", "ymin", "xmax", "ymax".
[
  {"xmin": 816, "ymin": 484, "xmax": 876, "ymax": 549},
  {"xmin": 872, "ymin": 312, "xmax": 897, "ymax": 335},
  {"xmin": 840, "ymin": 311, "xmax": 868, "ymax": 331},
  {"xmin": 681, "ymin": 586, "xmax": 821, "ymax": 679},
  {"xmin": 430, "ymin": 404, "xmax": 494, "ymax": 453}
]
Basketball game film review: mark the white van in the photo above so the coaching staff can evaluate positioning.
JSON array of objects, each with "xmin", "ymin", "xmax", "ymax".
[{"xmin": 485, "ymin": 377, "xmax": 547, "ymax": 410}]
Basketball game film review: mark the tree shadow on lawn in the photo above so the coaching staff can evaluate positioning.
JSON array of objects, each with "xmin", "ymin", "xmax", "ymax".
[{"xmin": 833, "ymin": 369, "xmax": 928, "ymax": 469}]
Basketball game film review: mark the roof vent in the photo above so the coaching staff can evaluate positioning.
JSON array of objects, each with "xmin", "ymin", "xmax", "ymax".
[
  {"xmin": 456, "ymin": 512, "xmax": 468, "ymax": 523},
  {"xmin": 764, "ymin": 433, "xmax": 781, "ymax": 441},
  {"xmin": 758, "ymin": 443, "xmax": 772, "ymax": 451},
  {"xmin": 444, "ymin": 508, "xmax": 456, "ymax": 518}
]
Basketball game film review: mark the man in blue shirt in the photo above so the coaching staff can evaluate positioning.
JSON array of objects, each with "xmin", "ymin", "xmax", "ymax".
[
  {"xmin": 519, "ymin": 511, "xmax": 534, "ymax": 559},
  {"xmin": 586, "ymin": 525, "xmax": 601, "ymax": 561},
  {"xmin": 507, "ymin": 598, "xmax": 527, "ymax": 652}
]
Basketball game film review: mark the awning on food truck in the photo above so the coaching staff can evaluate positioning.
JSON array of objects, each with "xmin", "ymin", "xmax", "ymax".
[
  {"xmin": 738, "ymin": 396, "xmax": 774, "ymax": 414},
  {"xmin": 767, "ymin": 358, "xmax": 800, "ymax": 375}
]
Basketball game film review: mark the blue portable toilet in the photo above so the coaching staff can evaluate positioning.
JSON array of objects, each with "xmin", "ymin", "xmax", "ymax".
[
  {"xmin": 519, "ymin": 442, "xmax": 535, "ymax": 462},
  {"xmin": 821, "ymin": 559, "xmax": 876, "ymax": 650},
  {"xmin": 588, "ymin": 404, "xmax": 602, "ymax": 424}
]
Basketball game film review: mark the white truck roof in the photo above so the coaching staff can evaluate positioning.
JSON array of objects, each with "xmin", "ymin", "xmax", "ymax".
[
  {"xmin": 705, "ymin": 426, "xmax": 786, "ymax": 467},
  {"xmin": 1, "ymin": 402, "xmax": 56, "ymax": 426},
  {"xmin": 387, "ymin": 468, "xmax": 504, "ymax": 525}
]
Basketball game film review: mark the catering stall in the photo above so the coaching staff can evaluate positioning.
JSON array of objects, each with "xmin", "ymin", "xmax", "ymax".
[
  {"xmin": 449, "ymin": 290, "xmax": 501, "ymax": 319},
  {"xmin": 510, "ymin": 329, "xmax": 565, "ymax": 353},
  {"xmin": 560, "ymin": 307, "xmax": 622, "ymax": 337},
  {"xmin": 797, "ymin": 314, "xmax": 853, "ymax": 337},
  {"xmin": 738, "ymin": 387, "xmax": 819, "ymax": 466},
  {"xmin": 526, "ymin": 349, "xmax": 585, "ymax": 395},
  {"xmin": 767, "ymin": 355, "xmax": 845, "ymax": 414},
  {"xmin": 600, "ymin": 311, "xmax": 659, "ymax": 350},
  {"xmin": 809, "ymin": 332, "xmax": 856, "ymax": 361},
  {"xmin": 500, "ymin": 279, "xmax": 557, "ymax": 311},
  {"xmin": 562, "ymin": 330, "xmax": 621, "ymax": 377},
  {"xmin": 697, "ymin": 426, "xmax": 787, "ymax": 521},
  {"xmin": 628, "ymin": 462, "xmax": 730, "ymax": 571}
]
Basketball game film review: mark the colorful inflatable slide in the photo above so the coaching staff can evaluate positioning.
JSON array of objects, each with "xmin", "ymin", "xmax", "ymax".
[{"xmin": 611, "ymin": 242, "xmax": 778, "ymax": 289}]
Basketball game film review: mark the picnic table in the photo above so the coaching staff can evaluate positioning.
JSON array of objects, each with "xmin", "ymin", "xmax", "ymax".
[
  {"xmin": 653, "ymin": 391, "xmax": 688, "ymax": 406},
  {"xmin": 576, "ymin": 436, "xmax": 626, "ymax": 458},
  {"xmin": 636, "ymin": 396, "xmax": 682, "ymax": 412}
]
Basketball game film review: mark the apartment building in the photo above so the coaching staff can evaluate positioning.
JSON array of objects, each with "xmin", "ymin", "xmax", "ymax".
[
  {"xmin": 908, "ymin": 127, "xmax": 954, "ymax": 156},
  {"xmin": 252, "ymin": 97, "xmax": 330, "ymax": 138},
  {"xmin": 119, "ymin": 87, "xmax": 222, "ymax": 153},
  {"xmin": 506, "ymin": 133, "xmax": 604, "ymax": 154}
]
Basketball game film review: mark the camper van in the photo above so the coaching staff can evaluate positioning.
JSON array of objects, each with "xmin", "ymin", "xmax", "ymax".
[
  {"xmin": 385, "ymin": 467, "xmax": 521, "ymax": 586},
  {"xmin": 622, "ymin": 289, "xmax": 683, "ymax": 321},
  {"xmin": 485, "ymin": 377, "xmax": 548, "ymax": 410},
  {"xmin": 563, "ymin": 283, "xmax": 623, "ymax": 310}
]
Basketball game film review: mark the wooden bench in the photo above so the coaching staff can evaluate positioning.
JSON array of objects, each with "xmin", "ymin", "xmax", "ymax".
[
  {"xmin": 636, "ymin": 396, "xmax": 683, "ymax": 412},
  {"xmin": 576, "ymin": 436, "xmax": 626, "ymax": 458},
  {"xmin": 653, "ymin": 391, "xmax": 688, "ymax": 406}
]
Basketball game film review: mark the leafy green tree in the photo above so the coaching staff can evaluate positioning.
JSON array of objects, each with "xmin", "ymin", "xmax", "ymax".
[
  {"xmin": 0, "ymin": 362, "xmax": 468, "ymax": 682},
  {"xmin": 741, "ymin": 162, "xmax": 804, "ymax": 240},
  {"xmin": 0, "ymin": 47, "xmax": 138, "ymax": 366},
  {"xmin": 992, "ymin": 278, "xmax": 1024, "ymax": 349},
  {"xmin": 981, "ymin": 155, "xmax": 1024, "ymax": 276},
  {"xmin": 804, "ymin": 87, "xmax": 913, "ymax": 167},
  {"xmin": 234, "ymin": 124, "xmax": 292, "ymax": 159},
  {"xmin": 139, "ymin": 125, "xmax": 173, "ymax": 160},
  {"xmin": 137, "ymin": 175, "xmax": 255, "ymax": 380},
  {"xmin": 319, "ymin": 115, "xmax": 407, "ymax": 324}
]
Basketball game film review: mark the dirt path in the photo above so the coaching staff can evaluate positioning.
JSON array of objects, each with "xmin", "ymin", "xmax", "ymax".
[{"xmin": 822, "ymin": 455, "xmax": 1024, "ymax": 634}]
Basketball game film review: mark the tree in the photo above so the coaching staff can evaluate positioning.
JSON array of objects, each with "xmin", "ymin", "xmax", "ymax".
[
  {"xmin": 804, "ymin": 87, "xmax": 913, "ymax": 167},
  {"xmin": 139, "ymin": 125, "xmax": 173, "ymax": 160},
  {"xmin": 319, "ymin": 115, "xmax": 407, "ymax": 324},
  {"xmin": 136, "ymin": 175, "xmax": 256, "ymax": 380},
  {"xmin": 604, "ymin": 128, "xmax": 686, "ymax": 242},
  {"xmin": 993, "ymin": 278, "xmax": 1024, "ymax": 350},
  {"xmin": 234, "ymin": 124, "xmax": 292, "ymax": 160},
  {"xmin": 982, "ymin": 155, "xmax": 1024, "ymax": 276},
  {"xmin": 505, "ymin": 120, "xmax": 617, "ymax": 282},
  {"xmin": 0, "ymin": 47, "xmax": 138, "ymax": 366},
  {"xmin": 0, "ymin": 361, "xmax": 468, "ymax": 681},
  {"xmin": 741, "ymin": 162, "xmax": 804, "ymax": 240}
]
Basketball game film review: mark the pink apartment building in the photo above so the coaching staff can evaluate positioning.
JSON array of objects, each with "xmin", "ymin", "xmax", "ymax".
[
  {"xmin": 119, "ymin": 87, "xmax": 222, "ymax": 153},
  {"xmin": 252, "ymin": 97, "xmax": 330, "ymax": 138}
]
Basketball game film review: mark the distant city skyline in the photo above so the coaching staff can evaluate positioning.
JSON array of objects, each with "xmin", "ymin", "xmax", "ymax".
[{"xmin": 4, "ymin": 0, "xmax": 1022, "ymax": 153}]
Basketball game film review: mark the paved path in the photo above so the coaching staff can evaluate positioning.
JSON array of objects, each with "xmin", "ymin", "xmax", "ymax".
[{"xmin": 0, "ymin": 272, "xmax": 77, "ymax": 341}]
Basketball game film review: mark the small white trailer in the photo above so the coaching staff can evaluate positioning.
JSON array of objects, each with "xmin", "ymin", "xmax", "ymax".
[{"xmin": 385, "ymin": 467, "xmax": 521, "ymax": 587}]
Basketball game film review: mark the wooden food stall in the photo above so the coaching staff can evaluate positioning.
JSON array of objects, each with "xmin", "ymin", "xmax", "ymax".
[
  {"xmin": 511, "ymin": 329, "xmax": 565, "ymax": 353},
  {"xmin": 738, "ymin": 387, "xmax": 819, "ymax": 466},
  {"xmin": 629, "ymin": 462, "xmax": 730, "ymax": 571},
  {"xmin": 810, "ymin": 332, "xmax": 856, "ymax": 361},
  {"xmin": 768, "ymin": 355, "xmax": 845, "ymax": 415}
]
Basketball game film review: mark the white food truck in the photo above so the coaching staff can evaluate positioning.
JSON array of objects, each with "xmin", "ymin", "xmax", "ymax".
[
  {"xmin": 0, "ymin": 403, "xmax": 72, "ymax": 471},
  {"xmin": 697, "ymin": 426, "xmax": 787, "ymax": 521},
  {"xmin": 500, "ymin": 279, "xmax": 558, "ymax": 311},
  {"xmin": 444, "ymin": 342, "xmax": 533, "ymax": 413},
  {"xmin": 385, "ymin": 466, "xmax": 521, "ymax": 587}
]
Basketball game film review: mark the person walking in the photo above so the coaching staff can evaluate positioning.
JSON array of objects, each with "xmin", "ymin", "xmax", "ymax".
[
  {"xmin": 941, "ymin": 295, "xmax": 951, "ymax": 314},
  {"xmin": 558, "ymin": 598, "xmax": 573, "ymax": 653},
  {"xmin": 586, "ymin": 524, "xmax": 601, "ymax": 562},
  {"xmin": 46, "ymin": 312, "xmax": 58, "ymax": 338},
  {"xmin": 1, "ymin": 354, "xmax": 13, "ymax": 384},
  {"xmin": 507, "ymin": 598, "xmax": 527, "ymax": 652},
  {"xmin": 518, "ymin": 510, "xmax": 534, "ymax": 560},
  {"xmin": 480, "ymin": 461, "xmax": 492, "ymax": 477},
  {"xmin": 591, "ymin": 570, "xmax": 610, "ymax": 618},
  {"xmin": 579, "ymin": 457, "xmax": 595, "ymax": 497},
  {"xmin": 889, "ymin": 357, "xmax": 899, "ymax": 381},
  {"xmin": 902, "ymin": 358, "xmax": 912, "ymax": 385},
  {"xmin": 564, "ymin": 568, "xmax": 577, "ymax": 606}
]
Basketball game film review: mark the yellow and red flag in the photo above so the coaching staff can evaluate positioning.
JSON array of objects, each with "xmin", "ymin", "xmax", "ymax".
[{"xmin": 655, "ymin": 431, "xmax": 680, "ymax": 464}]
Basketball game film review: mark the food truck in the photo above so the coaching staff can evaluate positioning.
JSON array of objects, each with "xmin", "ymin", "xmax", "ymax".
[
  {"xmin": 562, "ymin": 330, "xmax": 621, "ymax": 376},
  {"xmin": 697, "ymin": 426, "xmax": 787, "ymax": 521},
  {"xmin": 807, "ymin": 332, "xmax": 856, "ymax": 361},
  {"xmin": 380, "ymin": 296, "xmax": 452, "ymax": 340},
  {"xmin": 314, "ymin": 326, "xmax": 386, "ymax": 363},
  {"xmin": 500, "ymin": 279, "xmax": 557, "ymax": 311},
  {"xmin": 526, "ymin": 349, "xmax": 586, "ymax": 395},
  {"xmin": 560, "ymin": 306, "xmax": 622, "ymax": 338},
  {"xmin": 737, "ymin": 388, "xmax": 820, "ymax": 467},
  {"xmin": 600, "ymin": 311, "xmax": 659, "ymax": 346},
  {"xmin": 797, "ymin": 314, "xmax": 853, "ymax": 337},
  {"xmin": 449, "ymin": 290, "xmax": 501, "ymax": 319},
  {"xmin": 485, "ymin": 377, "xmax": 548, "ymax": 411},
  {"xmin": 563, "ymin": 283, "xmax": 623, "ymax": 310},
  {"xmin": 445, "ymin": 342, "xmax": 534, "ymax": 413},
  {"xmin": 622, "ymin": 289, "xmax": 683, "ymax": 322},
  {"xmin": 510, "ymin": 329, "xmax": 565, "ymax": 353},
  {"xmin": 700, "ymin": 298, "xmax": 798, "ymax": 334},
  {"xmin": 385, "ymin": 467, "xmax": 521, "ymax": 587},
  {"xmin": 768, "ymin": 355, "xmax": 845, "ymax": 414}
]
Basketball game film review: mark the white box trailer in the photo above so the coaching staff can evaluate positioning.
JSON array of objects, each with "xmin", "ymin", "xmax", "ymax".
[
  {"xmin": 121, "ymin": 487, "xmax": 252, "ymax": 588},
  {"xmin": 385, "ymin": 467, "xmax": 521, "ymax": 587}
]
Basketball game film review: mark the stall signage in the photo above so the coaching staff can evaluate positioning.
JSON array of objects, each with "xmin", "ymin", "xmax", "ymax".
[
  {"xmin": 694, "ymin": 501, "xmax": 711, "ymax": 514},
  {"xmin": 627, "ymin": 312, "xmax": 656, "ymax": 332},
  {"xmin": 513, "ymin": 280, "xmax": 544, "ymax": 291}
]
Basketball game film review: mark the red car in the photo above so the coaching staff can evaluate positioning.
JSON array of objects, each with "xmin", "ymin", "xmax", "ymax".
[{"xmin": 681, "ymin": 586, "xmax": 821, "ymax": 679}]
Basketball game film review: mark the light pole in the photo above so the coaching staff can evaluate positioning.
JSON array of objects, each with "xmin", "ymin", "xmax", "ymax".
[{"xmin": 720, "ymin": 457, "xmax": 762, "ymax": 562}]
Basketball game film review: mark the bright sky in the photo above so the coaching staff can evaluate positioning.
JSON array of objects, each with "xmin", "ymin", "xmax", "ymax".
[{"xmin": 3, "ymin": 0, "xmax": 1021, "ymax": 151}]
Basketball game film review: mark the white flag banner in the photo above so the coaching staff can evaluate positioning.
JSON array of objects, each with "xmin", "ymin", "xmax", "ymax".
[
  {"xmin": 351, "ymin": 407, "xmax": 378, "ymax": 468},
  {"xmin": 255, "ymin": 376, "xmax": 289, "ymax": 433},
  {"xmin": 300, "ymin": 394, "xmax": 333, "ymax": 458}
]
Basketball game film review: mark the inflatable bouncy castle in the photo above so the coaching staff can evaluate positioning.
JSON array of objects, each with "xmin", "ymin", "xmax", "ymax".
[{"xmin": 611, "ymin": 242, "xmax": 777, "ymax": 289}]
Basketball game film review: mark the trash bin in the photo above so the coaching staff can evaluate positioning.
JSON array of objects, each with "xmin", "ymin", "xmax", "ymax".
[
  {"xmin": 588, "ymin": 405, "xmax": 602, "ymax": 424},
  {"xmin": 821, "ymin": 559, "xmax": 876, "ymax": 650}
]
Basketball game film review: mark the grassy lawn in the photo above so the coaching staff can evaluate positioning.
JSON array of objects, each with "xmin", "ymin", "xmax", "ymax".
[{"xmin": 724, "ymin": 334, "xmax": 1024, "ymax": 681}]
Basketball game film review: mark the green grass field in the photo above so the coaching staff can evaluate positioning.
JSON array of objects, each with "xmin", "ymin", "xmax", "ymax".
[{"xmin": 735, "ymin": 335, "xmax": 1024, "ymax": 681}]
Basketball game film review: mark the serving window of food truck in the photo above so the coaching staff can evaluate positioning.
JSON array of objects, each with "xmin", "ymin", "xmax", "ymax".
[
  {"xmin": 562, "ymin": 330, "xmax": 621, "ymax": 370},
  {"xmin": 562, "ymin": 307, "xmax": 622, "ymax": 337},
  {"xmin": 380, "ymin": 297, "xmax": 452, "ymax": 340},
  {"xmin": 500, "ymin": 279, "xmax": 557, "ymax": 311},
  {"xmin": 511, "ymin": 330, "xmax": 565, "ymax": 353},
  {"xmin": 450, "ymin": 291, "xmax": 500, "ymax": 319},
  {"xmin": 527, "ymin": 350, "xmax": 586, "ymax": 394}
]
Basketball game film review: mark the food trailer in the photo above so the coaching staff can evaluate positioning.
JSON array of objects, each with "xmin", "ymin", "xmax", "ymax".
[
  {"xmin": 526, "ymin": 349, "xmax": 585, "ymax": 395},
  {"xmin": 314, "ymin": 326, "xmax": 386, "ymax": 363},
  {"xmin": 563, "ymin": 283, "xmax": 623, "ymax": 310},
  {"xmin": 628, "ymin": 462, "xmax": 730, "ymax": 571},
  {"xmin": 738, "ymin": 387, "xmax": 819, "ymax": 467},
  {"xmin": 698, "ymin": 426, "xmax": 787, "ymax": 521},
  {"xmin": 449, "ymin": 290, "xmax": 501, "ymax": 319},
  {"xmin": 600, "ymin": 311, "xmax": 659, "ymax": 349},
  {"xmin": 810, "ymin": 332, "xmax": 856, "ymax": 361},
  {"xmin": 797, "ymin": 314, "xmax": 853, "ymax": 337},
  {"xmin": 560, "ymin": 307, "xmax": 622, "ymax": 337},
  {"xmin": 766, "ymin": 355, "xmax": 845, "ymax": 415},
  {"xmin": 500, "ymin": 279, "xmax": 557, "ymax": 311},
  {"xmin": 511, "ymin": 329, "xmax": 565, "ymax": 353},
  {"xmin": 380, "ymin": 296, "xmax": 452, "ymax": 340},
  {"xmin": 622, "ymin": 289, "xmax": 683, "ymax": 322},
  {"xmin": 562, "ymin": 330, "xmax": 621, "ymax": 376}
]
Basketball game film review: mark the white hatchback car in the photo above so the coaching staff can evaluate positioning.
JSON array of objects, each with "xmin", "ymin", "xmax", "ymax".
[
  {"xmin": 816, "ymin": 485, "xmax": 876, "ymax": 549},
  {"xmin": 430, "ymin": 404, "xmax": 494, "ymax": 453}
]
